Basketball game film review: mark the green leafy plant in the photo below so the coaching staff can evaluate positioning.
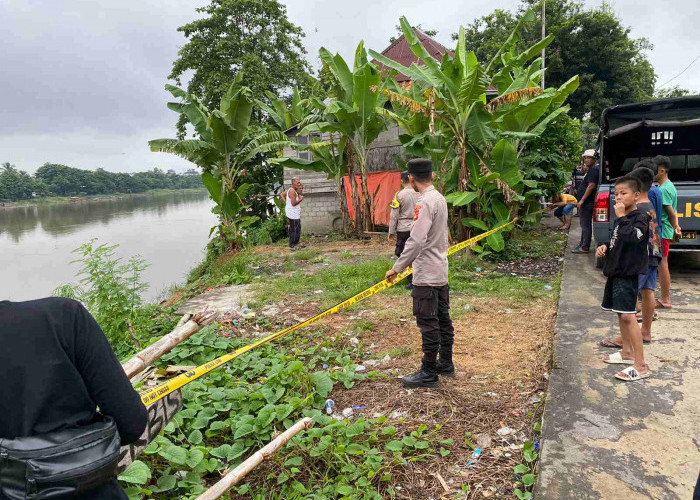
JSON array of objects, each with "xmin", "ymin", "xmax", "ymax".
[
  {"xmin": 150, "ymin": 75, "xmax": 291, "ymax": 250},
  {"xmin": 370, "ymin": 12, "xmax": 578, "ymax": 248},
  {"xmin": 53, "ymin": 240, "xmax": 148, "ymax": 356}
]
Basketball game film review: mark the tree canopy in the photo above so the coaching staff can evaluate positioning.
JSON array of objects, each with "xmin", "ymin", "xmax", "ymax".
[
  {"xmin": 0, "ymin": 163, "xmax": 202, "ymax": 201},
  {"xmin": 168, "ymin": 0, "xmax": 313, "ymax": 136},
  {"xmin": 458, "ymin": 0, "xmax": 656, "ymax": 123}
]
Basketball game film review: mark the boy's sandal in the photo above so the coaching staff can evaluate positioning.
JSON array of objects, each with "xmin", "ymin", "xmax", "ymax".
[
  {"xmin": 600, "ymin": 338, "xmax": 622, "ymax": 348},
  {"xmin": 655, "ymin": 299, "xmax": 672, "ymax": 309},
  {"xmin": 615, "ymin": 366, "xmax": 651, "ymax": 382},
  {"xmin": 603, "ymin": 352, "xmax": 634, "ymax": 365}
]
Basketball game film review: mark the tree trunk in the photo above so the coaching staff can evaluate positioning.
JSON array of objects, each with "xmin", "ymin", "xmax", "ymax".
[
  {"xmin": 335, "ymin": 176, "xmax": 351, "ymax": 234},
  {"xmin": 345, "ymin": 142, "xmax": 363, "ymax": 233},
  {"xmin": 357, "ymin": 154, "xmax": 372, "ymax": 232},
  {"xmin": 455, "ymin": 144, "xmax": 470, "ymax": 240}
]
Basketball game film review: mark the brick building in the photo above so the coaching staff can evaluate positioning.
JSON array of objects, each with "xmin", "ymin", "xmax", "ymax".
[{"xmin": 282, "ymin": 30, "xmax": 451, "ymax": 233}]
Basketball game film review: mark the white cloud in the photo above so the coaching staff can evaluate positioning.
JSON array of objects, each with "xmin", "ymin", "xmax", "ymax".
[{"xmin": 0, "ymin": 0, "xmax": 697, "ymax": 174}]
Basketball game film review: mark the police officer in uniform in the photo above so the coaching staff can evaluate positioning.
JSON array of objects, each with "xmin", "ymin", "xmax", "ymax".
[
  {"xmin": 389, "ymin": 171, "xmax": 417, "ymax": 290},
  {"xmin": 385, "ymin": 158, "xmax": 454, "ymax": 388}
]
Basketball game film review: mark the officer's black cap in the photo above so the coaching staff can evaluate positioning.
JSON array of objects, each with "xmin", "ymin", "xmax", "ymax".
[{"xmin": 407, "ymin": 158, "xmax": 432, "ymax": 177}]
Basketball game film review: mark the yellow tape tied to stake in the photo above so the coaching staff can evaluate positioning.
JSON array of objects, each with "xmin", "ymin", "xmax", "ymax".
[{"xmin": 140, "ymin": 209, "xmax": 547, "ymax": 406}]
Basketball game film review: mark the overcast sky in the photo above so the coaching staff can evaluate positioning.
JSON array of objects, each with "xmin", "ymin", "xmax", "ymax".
[{"xmin": 1, "ymin": 0, "xmax": 698, "ymax": 174}]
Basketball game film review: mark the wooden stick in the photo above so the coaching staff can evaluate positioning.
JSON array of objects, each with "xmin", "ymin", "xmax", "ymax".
[
  {"xmin": 122, "ymin": 310, "xmax": 218, "ymax": 379},
  {"xmin": 196, "ymin": 417, "xmax": 313, "ymax": 500}
]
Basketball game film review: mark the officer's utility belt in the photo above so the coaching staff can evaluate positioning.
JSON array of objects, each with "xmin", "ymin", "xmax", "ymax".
[{"xmin": 0, "ymin": 415, "xmax": 120, "ymax": 499}]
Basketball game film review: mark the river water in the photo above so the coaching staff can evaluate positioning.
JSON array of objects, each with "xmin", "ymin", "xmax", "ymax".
[{"xmin": 0, "ymin": 191, "xmax": 216, "ymax": 302}]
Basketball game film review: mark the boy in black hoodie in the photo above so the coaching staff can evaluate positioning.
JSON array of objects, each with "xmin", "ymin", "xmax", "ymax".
[{"xmin": 595, "ymin": 176, "xmax": 650, "ymax": 381}]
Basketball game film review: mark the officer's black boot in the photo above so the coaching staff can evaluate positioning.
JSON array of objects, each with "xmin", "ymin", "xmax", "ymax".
[
  {"xmin": 436, "ymin": 347, "xmax": 455, "ymax": 377},
  {"xmin": 401, "ymin": 353, "xmax": 438, "ymax": 388}
]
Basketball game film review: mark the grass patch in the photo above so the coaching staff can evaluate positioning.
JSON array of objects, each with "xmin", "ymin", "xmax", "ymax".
[
  {"xmin": 284, "ymin": 248, "xmax": 322, "ymax": 262},
  {"xmin": 188, "ymin": 251, "xmax": 259, "ymax": 288},
  {"xmin": 494, "ymin": 227, "xmax": 566, "ymax": 260},
  {"xmin": 378, "ymin": 346, "xmax": 414, "ymax": 359},
  {"xmin": 254, "ymin": 256, "xmax": 393, "ymax": 309},
  {"xmin": 451, "ymin": 275, "xmax": 553, "ymax": 302}
]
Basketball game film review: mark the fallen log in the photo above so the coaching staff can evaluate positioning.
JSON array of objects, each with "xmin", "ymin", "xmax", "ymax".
[
  {"xmin": 196, "ymin": 417, "xmax": 313, "ymax": 500},
  {"xmin": 122, "ymin": 310, "xmax": 218, "ymax": 379}
]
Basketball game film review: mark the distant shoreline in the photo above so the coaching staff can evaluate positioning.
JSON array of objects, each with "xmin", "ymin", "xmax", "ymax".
[{"xmin": 0, "ymin": 188, "xmax": 208, "ymax": 208}]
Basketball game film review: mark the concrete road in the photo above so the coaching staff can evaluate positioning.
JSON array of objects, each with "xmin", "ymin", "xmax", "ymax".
[{"xmin": 536, "ymin": 223, "xmax": 700, "ymax": 499}]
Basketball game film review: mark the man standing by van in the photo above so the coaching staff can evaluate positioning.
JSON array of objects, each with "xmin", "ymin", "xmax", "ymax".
[
  {"xmin": 572, "ymin": 149, "xmax": 600, "ymax": 254},
  {"xmin": 653, "ymin": 155, "xmax": 682, "ymax": 308}
]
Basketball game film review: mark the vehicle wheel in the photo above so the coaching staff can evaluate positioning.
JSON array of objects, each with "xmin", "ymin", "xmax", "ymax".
[{"xmin": 595, "ymin": 256, "xmax": 604, "ymax": 269}]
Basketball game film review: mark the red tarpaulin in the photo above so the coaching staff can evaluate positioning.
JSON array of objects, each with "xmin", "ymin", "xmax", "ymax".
[{"xmin": 343, "ymin": 170, "xmax": 402, "ymax": 227}]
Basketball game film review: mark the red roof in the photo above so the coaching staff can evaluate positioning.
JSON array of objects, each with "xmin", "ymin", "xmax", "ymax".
[{"xmin": 373, "ymin": 30, "xmax": 451, "ymax": 82}]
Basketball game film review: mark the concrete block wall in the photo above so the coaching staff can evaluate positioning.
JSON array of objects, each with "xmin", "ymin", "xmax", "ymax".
[{"xmin": 283, "ymin": 167, "xmax": 342, "ymax": 233}]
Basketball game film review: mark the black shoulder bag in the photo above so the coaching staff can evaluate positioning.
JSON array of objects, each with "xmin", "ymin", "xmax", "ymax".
[{"xmin": 0, "ymin": 416, "xmax": 120, "ymax": 499}]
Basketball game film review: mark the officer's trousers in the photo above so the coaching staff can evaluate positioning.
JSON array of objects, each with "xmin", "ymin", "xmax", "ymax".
[{"xmin": 412, "ymin": 285, "xmax": 454, "ymax": 357}]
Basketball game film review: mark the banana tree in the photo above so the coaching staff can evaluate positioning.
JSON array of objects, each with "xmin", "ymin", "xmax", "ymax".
[
  {"xmin": 297, "ymin": 42, "xmax": 389, "ymax": 232},
  {"xmin": 255, "ymin": 88, "xmax": 307, "ymax": 131},
  {"xmin": 370, "ymin": 11, "xmax": 578, "ymax": 244},
  {"xmin": 149, "ymin": 75, "xmax": 290, "ymax": 250}
]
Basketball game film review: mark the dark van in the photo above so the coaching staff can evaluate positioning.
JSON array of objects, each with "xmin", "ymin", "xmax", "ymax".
[{"xmin": 593, "ymin": 96, "xmax": 700, "ymax": 266}]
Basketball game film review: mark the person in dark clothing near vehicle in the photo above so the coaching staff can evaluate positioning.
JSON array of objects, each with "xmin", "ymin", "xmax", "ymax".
[
  {"xmin": 0, "ymin": 297, "xmax": 148, "ymax": 499},
  {"xmin": 595, "ymin": 176, "xmax": 650, "ymax": 381},
  {"xmin": 385, "ymin": 158, "xmax": 454, "ymax": 388},
  {"xmin": 389, "ymin": 171, "xmax": 417, "ymax": 290},
  {"xmin": 601, "ymin": 161, "xmax": 662, "ymax": 349},
  {"xmin": 573, "ymin": 149, "xmax": 600, "ymax": 253}
]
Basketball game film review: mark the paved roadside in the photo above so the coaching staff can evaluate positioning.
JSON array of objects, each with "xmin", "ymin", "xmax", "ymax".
[{"xmin": 536, "ymin": 222, "xmax": 700, "ymax": 499}]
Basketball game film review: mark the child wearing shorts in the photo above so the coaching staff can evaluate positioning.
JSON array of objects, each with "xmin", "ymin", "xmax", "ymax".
[{"xmin": 596, "ymin": 175, "xmax": 650, "ymax": 381}]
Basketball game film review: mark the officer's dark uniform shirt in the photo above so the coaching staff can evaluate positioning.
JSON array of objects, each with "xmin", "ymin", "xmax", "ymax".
[{"xmin": 0, "ymin": 298, "xmax": 147, "ymax": 499}]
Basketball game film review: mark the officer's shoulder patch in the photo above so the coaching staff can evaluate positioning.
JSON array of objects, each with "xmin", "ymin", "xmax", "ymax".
[{"xmin": 413, "ymin": 205, "xmax": 422, "ymax": 221}]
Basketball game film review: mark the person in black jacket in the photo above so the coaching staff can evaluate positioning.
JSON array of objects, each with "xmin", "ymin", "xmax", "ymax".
[
  {"xmin": 595, "ymin": 176, "xmax": 650, "ymax": 382},
  {"xmin": 0, "ymin": 298, "xmax": 148, "ymax": 499}
]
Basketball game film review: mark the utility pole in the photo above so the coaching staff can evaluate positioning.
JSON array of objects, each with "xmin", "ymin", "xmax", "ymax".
[{"xmin": 541, "ymin": 0, "xmax": 546, "ymax": 89}]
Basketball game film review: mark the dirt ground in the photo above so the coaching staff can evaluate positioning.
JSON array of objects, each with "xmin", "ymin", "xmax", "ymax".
[{"xmin": 242, "ymin": 225, "xmax": 564, "ymax": 499}]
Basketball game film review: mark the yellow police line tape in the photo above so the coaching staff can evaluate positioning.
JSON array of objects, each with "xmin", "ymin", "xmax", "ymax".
[{"xmin": 139, "ymin": 208, "xmax": 549, "ymax": 407}]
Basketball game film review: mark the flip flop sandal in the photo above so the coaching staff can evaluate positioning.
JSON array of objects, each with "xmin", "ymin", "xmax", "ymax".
[
  {"xmin": 603, "ymin": 351, "xmax": 634, "ymax": 365},
  {"xmin": 615, "ymin": 366, "xmax": 651, "ymax": 381},
  {"xmin": 655, "ymin": 299, "xmax": 672, "ymax": 309},
  {"xmin": 600, "ymin": 338, "xmax": 622, "ymax": 348}
]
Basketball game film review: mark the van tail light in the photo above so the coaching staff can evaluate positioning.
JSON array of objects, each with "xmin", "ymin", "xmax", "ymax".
[{"xmin": 594, "ymin": 191, "xmax": 609, "ymax": 222}]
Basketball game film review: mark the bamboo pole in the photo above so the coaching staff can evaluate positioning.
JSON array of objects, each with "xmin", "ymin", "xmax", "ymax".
[
  {"xmin": 122, "ymin": 310, "xmax": 219, "ymax": 379},
  {"xmin": 196, "ymin": 417, "xmax": 313, "ymax": 500}
]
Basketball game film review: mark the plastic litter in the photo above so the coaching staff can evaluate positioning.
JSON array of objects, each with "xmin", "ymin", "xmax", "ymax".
[
  {"xmin": 497, "ymin": 427, "xmax": 513, "ymax": 436},
  {"xmin": 467, "ymin": 448, "xmax": 482, "ymax": 467},
  {"xmin": 349, "ymin": 337, "xmax": 360, "ymax": 347},
  {"xmin": 342, "ymin": 407, "xmax": 353, "ymax": 417},
  {"xmin": 325, "ymin": 399, "xmax": 335, "ymax": 415},
  {"xmin": 476, "ymin": 267, "xmax": 482, "ymax": 273},
  {"xmin": 531, "ymin": 396, "xmax": 541, "ymax": 404},
  {"xmin": 322, "ymin": 364, "xmax": 329, "ymax": 370},
  {"xmin": 355, "ymin": 365, "xmax": 366, "ymax": 372},
  {"xmin": 534, "ymin": 442, "xmax": 540, "ymax": 451},
  {"xmin": 314, "ymin": 290, "xmax": 323, "ymax": 294},
  {"xmin": 544, "ymin": 285, "xmax": 552, "ymax": 290},
  {"xmin": 382, "ymin": 354, "xmax": 392, "ymax": 362},
  {"xmin": 352, "ymin": 405, "xmax": 366, "ymax": 411}
]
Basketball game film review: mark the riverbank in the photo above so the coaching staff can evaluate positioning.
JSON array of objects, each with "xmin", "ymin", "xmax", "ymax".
[
  {"xmin": 128, "ymin": 217, "xmax": 566, "ymax": 499},
  {"xmin": 1, "ymin": 187, "xmax": 207, "ymax": 208}
]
